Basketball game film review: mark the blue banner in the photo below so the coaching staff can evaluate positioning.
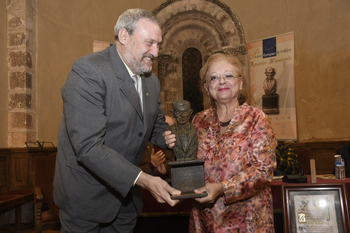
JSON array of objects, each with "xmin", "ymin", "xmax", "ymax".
[{"xmin": 263, "ymin": 37, "xmax": 277, "ymax": 58}]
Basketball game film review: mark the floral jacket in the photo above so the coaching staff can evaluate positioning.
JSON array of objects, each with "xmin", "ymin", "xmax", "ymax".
[{"xmin": 190, "ymin": 103, "xmax": 277, "ymax": 233}]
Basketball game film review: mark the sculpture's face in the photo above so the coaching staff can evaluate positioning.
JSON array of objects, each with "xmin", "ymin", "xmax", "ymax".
[
  {"xmin": 265, "ymin": 67, "xmax": 275, "ymax": 79},
  {"xmin": 173, "ymin": 104, "xmax": 192, "ymax": 125}
]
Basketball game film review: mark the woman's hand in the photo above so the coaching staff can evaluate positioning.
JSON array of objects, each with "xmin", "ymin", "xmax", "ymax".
[
  {"xmin": 163, "ymin": 131, "xmax": 176, "ymax": 149},
  {"xmin": 194, "ymin": 183, "xmax": 224, "ymax": 204}
]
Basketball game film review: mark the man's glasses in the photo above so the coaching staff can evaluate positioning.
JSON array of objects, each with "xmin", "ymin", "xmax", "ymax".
[{"xmin": 204, "ymin": 74, "xmax": 241, "ymax": 84}]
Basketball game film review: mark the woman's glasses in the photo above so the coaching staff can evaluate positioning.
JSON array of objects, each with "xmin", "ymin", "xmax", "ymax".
[{"xmin": 205, "ymin": 74, "xmax": 241, "ymax": 84}]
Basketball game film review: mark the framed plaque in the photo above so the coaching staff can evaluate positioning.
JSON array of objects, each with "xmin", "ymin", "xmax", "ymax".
[{"xmin": 282, "ymin": 183, "xmax": 350, "ymax": 233}]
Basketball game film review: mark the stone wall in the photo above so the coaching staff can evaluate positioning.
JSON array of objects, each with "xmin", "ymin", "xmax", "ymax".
[{"xmin": 0, "ymin": 0, "xmax": 349, "ymax": 146}]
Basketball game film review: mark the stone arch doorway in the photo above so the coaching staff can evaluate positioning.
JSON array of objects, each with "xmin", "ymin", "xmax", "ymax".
[{"xmin": 153, "ymin": 0, "xmax": 248, "ymax": 115}]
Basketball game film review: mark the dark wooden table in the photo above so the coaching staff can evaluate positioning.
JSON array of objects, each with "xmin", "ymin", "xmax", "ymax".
[
  {"xmin": 142, "ymin": 175, "xmax": 350, "ymax": 233},
  {"xmin": 0, "ymin": 190, "xmax": 34, "ymax": 233}
]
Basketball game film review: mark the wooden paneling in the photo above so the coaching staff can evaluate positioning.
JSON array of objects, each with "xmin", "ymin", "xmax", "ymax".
[
  {"xmin": 0, "ymin": 147, "xmax": 57, "ymax": 192},
  {"xmin": 291, "ymin": 140, "xmax": 350, "ymax": 175},
  {"xmin": 0, "ymin": 149, "xmax": 10, "ymax": 192},
  {"xmin": 313, "ymin": 149, "xmax": 336, "ymax": 174}
]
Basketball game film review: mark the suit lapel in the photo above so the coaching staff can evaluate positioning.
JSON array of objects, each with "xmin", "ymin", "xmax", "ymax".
[
  {"xmin": 107, "ymin": 44, "xmax": 143, "ymax": 121},
  {"xmin": 120, "ymin": 77, "xmax": 143, "ymax": 121}
]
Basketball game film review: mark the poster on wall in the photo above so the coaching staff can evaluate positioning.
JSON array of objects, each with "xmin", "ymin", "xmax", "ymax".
[
  {"xmin": 93, "ymin": 40, "xmax": 113, "ymax": 53},
  {"xmin": 247, "ymin": 32, "xmax": 297, "ymax": 141}
]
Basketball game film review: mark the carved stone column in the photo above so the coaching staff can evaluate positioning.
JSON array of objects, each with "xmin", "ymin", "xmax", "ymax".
[
  {"xmin": 7, "ymin": 0, "xmax": 37, "ymax": 147},
  {"xmin": 157, "ymin": 53, "xmax": 173, "ymax": 114}
]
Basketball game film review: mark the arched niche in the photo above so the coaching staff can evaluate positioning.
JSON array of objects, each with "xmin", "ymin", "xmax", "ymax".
[{"xmin": 153, "ymin": 0, "xmax": 248, "ymax": 114}]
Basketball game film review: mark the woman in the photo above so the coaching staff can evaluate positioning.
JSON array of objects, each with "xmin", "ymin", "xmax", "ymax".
[{"xmin": 190, "ymin": 53, "xmax": 277, "ymax": 232}]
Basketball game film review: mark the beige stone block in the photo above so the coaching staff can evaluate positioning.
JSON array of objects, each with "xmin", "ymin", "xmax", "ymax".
[
  {"xmin": 7, "ymin": 50, "xmax": 34, "ymax": 69},
  {"xmin": 9, "ymin": 71, "xmax": 32, "ymax": 90},
  {"xmin": 8, "ymin": 50, "xmax": 26, "ymax": 68},
  {"xmin": 8, "ymin": 93, "xmax": 32, "ymax": 110},
  {"xmin": 7, "ymin": 11, "xmax": 26, "ymax": 30},
  {"xmin": 8, "ymin": 131, "xmax": 36, "ymax": 148},
  {"xmin": 7, "ymin": 0, "xmax": 26, "ymax": 11},
  {"xmin": 165, "ymin": 90, "xmax": 177, "ymax": 102},
  {"xmin": 8, "ymin": 112, "xmax": 35, "ymax": 130},
  {"xmin": 166, "ymin": 77, "xmax": 176, "ymax": 89},
  {"xmin": 8, "ymin": 32, "xmax": 26, "ymax": 47}
]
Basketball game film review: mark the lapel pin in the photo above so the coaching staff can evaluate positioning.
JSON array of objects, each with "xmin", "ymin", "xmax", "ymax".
[{"xmin": 146, "ymin": 92, "xmax": 149, "ymax": 96}]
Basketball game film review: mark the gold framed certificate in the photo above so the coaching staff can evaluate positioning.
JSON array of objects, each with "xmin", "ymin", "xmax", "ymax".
[{"xmin": 282, "ymin": 183, "xmax": 350, "ymax": 233}]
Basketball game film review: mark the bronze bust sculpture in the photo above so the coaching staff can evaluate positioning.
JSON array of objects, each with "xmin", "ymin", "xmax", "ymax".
[
  {"xmin": 168, "ymin": 99, "xmax": 198, "ymax": 161},
  {"xmin": 263, "ymin": 67, "xmax": 277, "ymax": 95},
  {"xmin": 168, "ymin": 99, "xmax": 206, "ymax": 199}
]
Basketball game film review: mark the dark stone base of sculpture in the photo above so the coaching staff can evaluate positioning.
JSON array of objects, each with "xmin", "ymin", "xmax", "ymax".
[
  {"xmin": 169, "ymin": 159, "xmax": 208, "ymax": 200},
  {"xmin": 262, "ymin": 94, "xmax": 279, "ymax": 114}
]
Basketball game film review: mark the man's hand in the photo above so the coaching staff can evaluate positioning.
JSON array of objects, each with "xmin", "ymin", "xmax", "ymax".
[
  {"xmin": 194, "ymin": 183, "xmax": 224, "ymax": 204},
  {"xmin": 136, "ymin": 172, "xmax": 181, "ymax": 206},
  {"xmin": 163, "ymin": 131, "xmax": 176, "ymax": 149}
]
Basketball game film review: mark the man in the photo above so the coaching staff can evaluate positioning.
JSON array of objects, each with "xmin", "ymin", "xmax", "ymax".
[
  {"xmin": 168, "ymin": 99, "xmax": 198, "ymax": 161},
  {"xmin": 54, "ymin": 9, "xmax": 180, "ymax": 232},
  {"xmin": 263, "ymin": 67, "xmax": 277, "ymax": 95}
]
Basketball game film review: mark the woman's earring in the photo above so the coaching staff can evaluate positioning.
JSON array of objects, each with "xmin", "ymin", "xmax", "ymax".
[{"xmin": 207, "ymin": 91, "xmax": 212, "ymax": 105}]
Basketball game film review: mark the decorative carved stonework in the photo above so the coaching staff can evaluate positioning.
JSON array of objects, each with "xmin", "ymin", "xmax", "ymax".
[
  {"xmin": 8, "ymin": 16, "xmax": 23, "ymax": 28},
  {"xmin": 9, "ymin": 32, "xmax": 26, "ymax": 46},
  {"xmin": 9, "ymin": 51, "xmax": 27, "ymax": 67},
  {"xmin": 153, "ymin": 0, "xmax": 248, "ymax": 115},
  {"xmin": 8, "ymin": 93, "xmax": 32, "ymax": 110},
  {"xmin": 7, "ymin": 0, "xmax": 37, "ymax": 147},
  {"xmin": 153, "ymin": 0, "xmax": 246, "ymax": 44},
  {"xmin": 166, "ymin": 90, "xmax": 177, "ymax": 102},
  {"xmin": 222, "ymin": 45, "xmax": 247, "ymax": 56},
  {"xmin": 9, "ymin": 71, "xmax": 32, "ymax": 90},
  {"xmin": 158, "ymin": 53, "xmax": 172, "ymax": 76}
]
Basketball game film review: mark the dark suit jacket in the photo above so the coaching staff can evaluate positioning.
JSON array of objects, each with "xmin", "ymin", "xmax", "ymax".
[{"xmin": 53, "ymin": 44, "xmax": 168, "ymax": 222}]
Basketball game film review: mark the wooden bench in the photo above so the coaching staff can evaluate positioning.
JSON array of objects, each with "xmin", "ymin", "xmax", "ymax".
[{"xmin": 0, "ymin": 189, "xmax": 34, "ymax": 233}]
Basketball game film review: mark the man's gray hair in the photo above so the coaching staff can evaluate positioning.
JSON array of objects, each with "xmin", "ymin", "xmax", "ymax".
[{"xmin": 114, "ymin": 8, "xmax": 161, "ymax": 41}]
